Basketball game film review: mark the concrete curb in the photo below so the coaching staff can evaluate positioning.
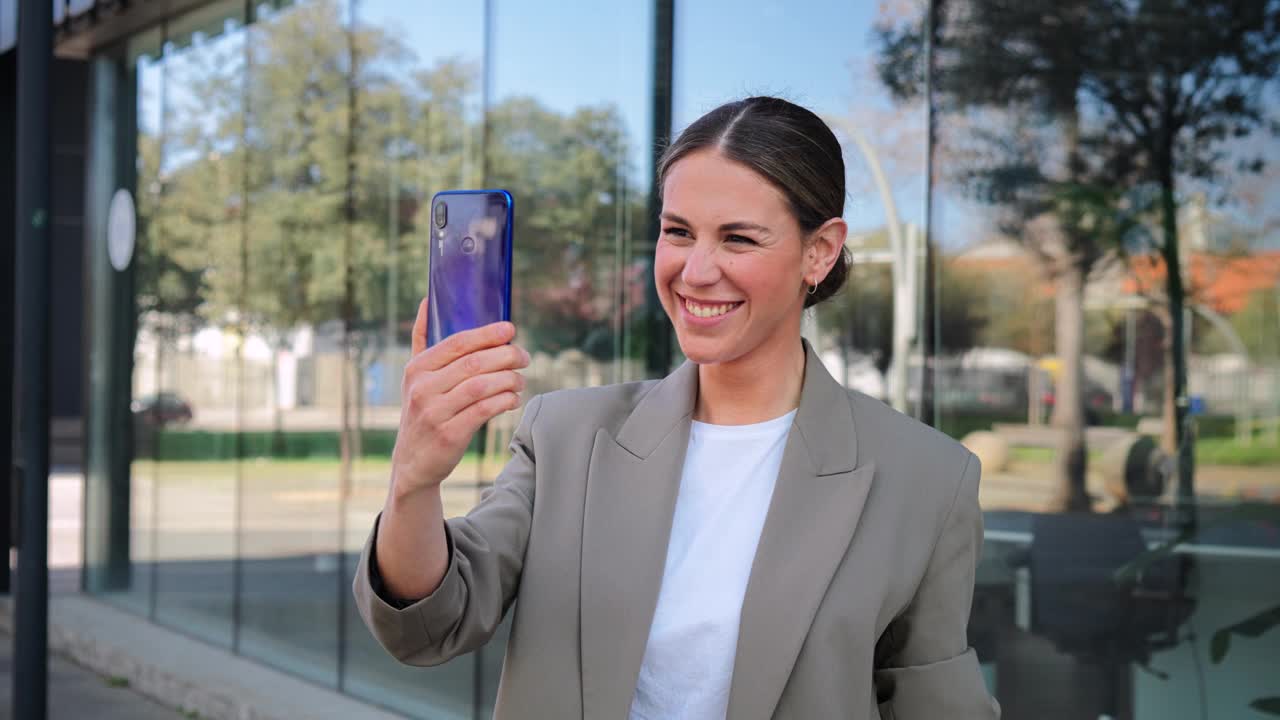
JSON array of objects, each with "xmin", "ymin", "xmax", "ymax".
[{"xmin": 0, "ymin": 595, "xmax": 405, "ymax": 720}]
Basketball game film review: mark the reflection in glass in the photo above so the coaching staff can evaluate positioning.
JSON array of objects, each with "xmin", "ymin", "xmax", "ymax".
[
  {"xmin": 143, "ymin": 0, "xmax": 250, "ymax": 649},
  {"xmin": 489, "ymin": 0, "xmax": 659, "ymax": 715},
  {"xmin": 95, "ymin": 26, "xmax": 167, "ymax": 618},
  {"xmin": 337, "ymin": 0, "xmax": 486, "ymax": 716},
  {"xmin": 489, "ymin": 0, "xmax": 655, "ymax": 397},
  {"xmin": 84, "ymin": 0, "xmax": 1280, "ymax": 718},
  {"xmin": 673, "ymin": 0, "xmax": 929, "ymax": 407},
  {"xmin": 233, "ymin": 0, "xmax": 363, "ymax": 686},
  {"xmin": 877, "ymin": 1, "xmax": 1280, "ymax": 717}
]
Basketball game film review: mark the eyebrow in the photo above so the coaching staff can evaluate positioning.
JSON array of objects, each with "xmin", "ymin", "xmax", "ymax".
[{"xmin": 660, "ymin": 212, "xmax": 772, "ymax": 236}]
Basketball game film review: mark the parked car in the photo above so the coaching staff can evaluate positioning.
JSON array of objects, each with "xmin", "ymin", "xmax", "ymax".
[
  {"xmin": 1041, "ymin": 385, "xmax": 1113, "ymax": 425},
  {"xmin": 131, "ymin": 392, "xmax": 193, "ymax": 427}
]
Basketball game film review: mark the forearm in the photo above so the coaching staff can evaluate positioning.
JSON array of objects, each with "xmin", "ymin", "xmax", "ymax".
[{"xmin": 374, "ymin": 474, "xmax": 450, "ymax": 601}]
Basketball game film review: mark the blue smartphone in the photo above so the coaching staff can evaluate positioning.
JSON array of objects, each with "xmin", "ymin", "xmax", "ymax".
[{"xmin": 426, "ymin": 189, "xmax": 514, "ymax": 348}]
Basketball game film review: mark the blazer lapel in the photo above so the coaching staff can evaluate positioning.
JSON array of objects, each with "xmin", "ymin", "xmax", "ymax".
[
  {"xmin": 580, "ymin": 360, "xmax": 698, "ymax": 720},
  {"xmin": 727, "ymin": 341, "xmax": 876, "ymax": 720}
]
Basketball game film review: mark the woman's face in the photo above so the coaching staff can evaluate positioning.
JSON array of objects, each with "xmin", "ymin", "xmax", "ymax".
[{"xmin": 655, "ymin": 148, "xmax": 841, "ymax": 367}]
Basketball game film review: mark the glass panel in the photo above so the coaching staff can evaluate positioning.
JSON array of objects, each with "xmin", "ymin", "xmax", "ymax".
[
  {"xmin": 888, "ymin": 0, "xmax": 1280, "ymax": 716},
  {"xmin": 92, "ymin": 26, "xmax": 165, "ymax": 617},
  {"xmin": 148, "ymin": 0, "xmax": 249, "ymax": 649},
  {"xmin": 85, "ymin": 1, "xmax": 1280, "ymax": 719},
  {"xmin": 478, "ymin": 2, "xmax": 656, "ymax": 713},
  {"xmin": 337, "ymin": 0, "xmax": 485, "ymax": 717},
  {"xmin": 672, "ymin": 0, "xmax": 929, "ymax": 396},
  {"xmin": 234, "ymin": 0, "xmax": 353, "ymax": 687},
  {"xmin": 489, "ymin": 0, "xmax": 656, "ymax": 392}
]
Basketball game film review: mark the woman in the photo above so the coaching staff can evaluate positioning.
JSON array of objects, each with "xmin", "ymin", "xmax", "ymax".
[{"xmin": 354, "ymin": 97, "xmax": 1000, "ymax": 720}]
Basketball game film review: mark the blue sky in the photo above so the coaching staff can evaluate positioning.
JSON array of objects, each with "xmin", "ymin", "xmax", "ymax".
[
  {"xmin": 136, "ymin": 0, "xmax": 1280, "ymax": 250},
  {"xmin": 358, "ymin": 0, "xmax": 928, "ymax": 235},
  {"xmin": 135, "ymin": 0, "xmax": 947, "ymax": 238}
]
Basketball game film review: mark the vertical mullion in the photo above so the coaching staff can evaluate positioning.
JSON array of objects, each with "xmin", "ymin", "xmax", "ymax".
[
  {"xmin": 474, "ymin": 3, "xmax": 496, "ymax": 712},
  {"xmin": 920, "ymin": 0, "xmax": 938, "ymax": 427},
  {"xmin": 644, "ymin": 0, "xmax": 674, "ymax": 378},
  {"xmin": 337, "ymin": 0, "xmax": 360, "ymax": 693},
  {"xmin": 231, "ymin": 0, "xmax": 254, "ymax": 655},
  {"xmin": 149, "ymin": 18, "xmax": 171, "ymax": 624}
]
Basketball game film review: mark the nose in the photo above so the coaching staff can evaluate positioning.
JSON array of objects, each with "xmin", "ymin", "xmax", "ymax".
[{"xmin": 681, "ymin": 242, "xmax": 721, "ymax": 287}]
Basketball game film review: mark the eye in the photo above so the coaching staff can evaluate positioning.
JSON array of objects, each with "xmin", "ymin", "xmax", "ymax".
[
  {"xmin": 726, "ymin": 234, "xmax": 757, "ymax": 245},
  {"xmin": 662, "ymin": 226, "xmax": 692, "ymax": 240}
]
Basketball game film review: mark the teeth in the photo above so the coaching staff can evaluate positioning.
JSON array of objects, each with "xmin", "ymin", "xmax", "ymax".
[{"xmin": 685, "ymin": 299, "xmax": 737, "ymax": 318}]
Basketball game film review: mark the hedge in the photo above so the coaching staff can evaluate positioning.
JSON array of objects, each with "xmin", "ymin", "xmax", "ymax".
[{"xmin": 138, "ymin": 428, "xmax": 484, "ymax": 461}]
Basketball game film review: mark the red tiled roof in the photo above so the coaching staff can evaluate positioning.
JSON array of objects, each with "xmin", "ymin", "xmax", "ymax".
[
  {"xmin": 950, "ymin": 248, "xmax": 1280, "ymax": 314},
  {"xmin": 1122, "ymin": 251, "xmax": 1280, "ymax": 314}
]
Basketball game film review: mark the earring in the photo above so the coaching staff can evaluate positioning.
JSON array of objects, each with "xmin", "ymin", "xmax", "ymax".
[{"xmin": 807, "ymin": 281, "xmax": 818, "ymax": 295}]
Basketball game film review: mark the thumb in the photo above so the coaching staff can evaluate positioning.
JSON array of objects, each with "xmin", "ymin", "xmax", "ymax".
[{"xmin": 411, "ymin": 297, "xmax": 428, "ymax": 356}]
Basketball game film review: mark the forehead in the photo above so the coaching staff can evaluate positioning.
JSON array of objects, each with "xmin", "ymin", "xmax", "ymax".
[{"xmin": 661, "ymin": 149, "xmax": 791, "ymax": 224}]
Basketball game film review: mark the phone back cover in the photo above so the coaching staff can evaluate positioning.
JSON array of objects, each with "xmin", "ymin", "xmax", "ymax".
[{"xmin": 427, "ymin": 190, "xmax": 513, "ymax": 348}]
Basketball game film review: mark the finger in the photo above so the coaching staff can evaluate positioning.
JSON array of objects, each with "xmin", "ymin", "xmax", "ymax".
[
  {"xmin": 411, "ymin": 297, "xmax": 428, "ymax": 356},
  {"xmin": 446, "ymin": 391, "xmax": 522, "ymax": 439},
  {"xmin": 434, "ymin": 344, "xmax": 530, "ymax": 394},
  {"xmin": 435, "ymin": 370, "xmax": 526, "ymax": 420},
  {"xmin": 419, "ymin": 321, "xmax": 516, "ymax": 372}
]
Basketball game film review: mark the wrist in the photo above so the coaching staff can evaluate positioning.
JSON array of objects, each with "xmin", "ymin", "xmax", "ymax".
[{"xmin": 388, "ymin": 467, "xmax": 445, "ymax": 508}]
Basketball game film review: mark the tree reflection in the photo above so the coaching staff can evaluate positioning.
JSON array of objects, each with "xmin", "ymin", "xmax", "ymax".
[
  {"xmin": 877, "ymin": 0, "xmax": 1280, "ymax": 512},
  {"xmin": 135, "ymin": 0, "xmax": 649, "ymax": 456}
]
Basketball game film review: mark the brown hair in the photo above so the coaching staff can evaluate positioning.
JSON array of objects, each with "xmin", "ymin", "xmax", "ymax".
[{"xmin": 657, "ymin": 96, "xmax": 850, "ymax": 308}]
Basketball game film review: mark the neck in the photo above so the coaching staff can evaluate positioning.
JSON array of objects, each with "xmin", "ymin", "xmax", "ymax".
[{"xmin": 693, "ymin": 331, "xmax": 807, "ymax": 426}]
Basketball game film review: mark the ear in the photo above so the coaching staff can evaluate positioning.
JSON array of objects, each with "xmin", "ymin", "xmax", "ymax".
[{"xmin": 804, "ymin": 217, "xmax": 848, "ymax": 284}]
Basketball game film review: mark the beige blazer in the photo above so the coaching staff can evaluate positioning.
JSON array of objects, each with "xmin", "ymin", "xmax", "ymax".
[{"xmin": 353, "ymin": 341, "xmax": 1001, "ymax": 719}]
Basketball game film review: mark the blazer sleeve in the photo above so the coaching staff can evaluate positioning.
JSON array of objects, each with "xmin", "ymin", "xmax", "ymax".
[
  {"xmin": 351, "ymin": 394, "xmax": 544, "ymax": 667},
  {"xmin": 873, "ymin": 451, "xmax": 1001, "ymax": 720}
]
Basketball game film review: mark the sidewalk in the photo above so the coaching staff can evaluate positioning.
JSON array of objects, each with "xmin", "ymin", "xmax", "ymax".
[
  {"xmin": 0, "ymin": 625, "xmax": 180, "ymax": 720},
  {"xmin": 2, "ymin": 470, "xmax": 405, "ymax": 720},
  {"xmin": 1, "ymin": 470, "xmax": 182, "ymax": 719},
  {"xmin": 0, "ymin": 593, "xmax": 406, "ymax": 720}
]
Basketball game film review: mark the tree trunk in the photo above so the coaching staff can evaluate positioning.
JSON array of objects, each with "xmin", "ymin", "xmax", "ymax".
[
  {"xmin": 338, "ymin": 10, "xmax": 358, "ymax": 501},
  {"xmin": 1049, "ymin": 102, "xmax": 1090, "ymax": 513},
  {"xmin": 271, "ymin": 341, "xmax": 286, "ymax": 456},
  {"xmin": 353, "ymin": 340, "xmax": 366, "ymax": 459},
  {"xmin": 1159, "ymin": 159, "xmax": 1195, "ymax": 524},
  {"xmin": 1159, "ymin": 309, "xmax": 1176, "ymax": 455},
  {"xmin": 1051, "ymin": 262, "xmax": 1091, "ymax": 511}
]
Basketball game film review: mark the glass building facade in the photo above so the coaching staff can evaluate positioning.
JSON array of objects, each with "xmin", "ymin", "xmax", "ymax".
[{"xmin": 73, "ymin": 1, "xmax": 1279, "ymax": 718}]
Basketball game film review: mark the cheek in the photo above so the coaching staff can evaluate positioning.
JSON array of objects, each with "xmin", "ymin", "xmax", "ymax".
[
  {"xmin": 733, "ymin": 256, "xmax": 791, "ymax": 298},
  {"xmin": 653, "ymin": 242, "xmax": 682, "ymax": 286}
]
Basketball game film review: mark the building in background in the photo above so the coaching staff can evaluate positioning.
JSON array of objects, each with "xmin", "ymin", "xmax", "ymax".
[{"xmin": 5, "ymin": 1, "xmax": 1279, "ymax": 718}]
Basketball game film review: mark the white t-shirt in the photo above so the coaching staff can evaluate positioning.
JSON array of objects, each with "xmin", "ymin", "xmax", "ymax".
[{"xmin": 628, "ymin": 409, "xmax": 797, "ymax": 720}]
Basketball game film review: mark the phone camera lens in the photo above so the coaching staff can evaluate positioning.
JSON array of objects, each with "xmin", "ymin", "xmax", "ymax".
[
  {"xmin": 461, "ymin": 236, "xmax": 476, "ymax": 254},
  {"xmin": 434, "ymin": 202, "xmax": 448, "ymax": 228}
]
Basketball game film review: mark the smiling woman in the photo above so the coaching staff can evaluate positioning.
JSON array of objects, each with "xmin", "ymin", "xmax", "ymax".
[
  {"xmin": 356, "ymin": 97, "xmax": 1000, "ymax": 720},
  {"xmin": 67, "ymin": 0, "xmax": 1280, "ymax": 715}
]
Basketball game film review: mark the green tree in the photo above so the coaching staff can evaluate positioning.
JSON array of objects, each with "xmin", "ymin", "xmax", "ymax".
[
  {"xmin": 134, "ymin": 134, "xmax": 207, "ymax": 343},
  {"xmin": 877, "ymin": 0, "xmax": 1108, "ymax": 510},
  {"xmin": 485, "ymin": 98, "xmax": 647, "ymax": 361},
  {"xmin": 137, "ymin": 0, "xmax": 655, "ymax": 458},
  {"xmin": 977, "ymin": 270, "xmax": 1055, "ymax": 358},
  {"xmin": 824, "ymin": 259, "xmax": 988, "ymax": 385},
  {"xmin": 1078, "ymin": 1, "xmax": 1280, "ymax": 507},
  {"xmin": 1232, "ymin": 289, "xmax": 1280, "ymax": 360},
  {"xmin": 878, "ymin": 0, "xmax": 1280, "ymax": 512}
]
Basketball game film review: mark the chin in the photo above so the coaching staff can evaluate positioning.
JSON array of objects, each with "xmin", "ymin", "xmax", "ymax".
[{"xmin": 674, "ymin": 335, "xmax": 740, "ymax": 366}]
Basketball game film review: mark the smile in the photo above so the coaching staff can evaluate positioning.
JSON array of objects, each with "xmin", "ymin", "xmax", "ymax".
[{"xmin": 683, "ymin": 297, "xmax": 743, "ymax": 318}]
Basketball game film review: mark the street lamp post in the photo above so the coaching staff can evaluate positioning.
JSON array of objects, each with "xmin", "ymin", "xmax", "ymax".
[
  {"xmin": 845, "ymin": 124, "xmax": 916, "ymax": 415},
  {"xmin": 14, "ymin": 0, "xmax": 53, "ymax": 717}
]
